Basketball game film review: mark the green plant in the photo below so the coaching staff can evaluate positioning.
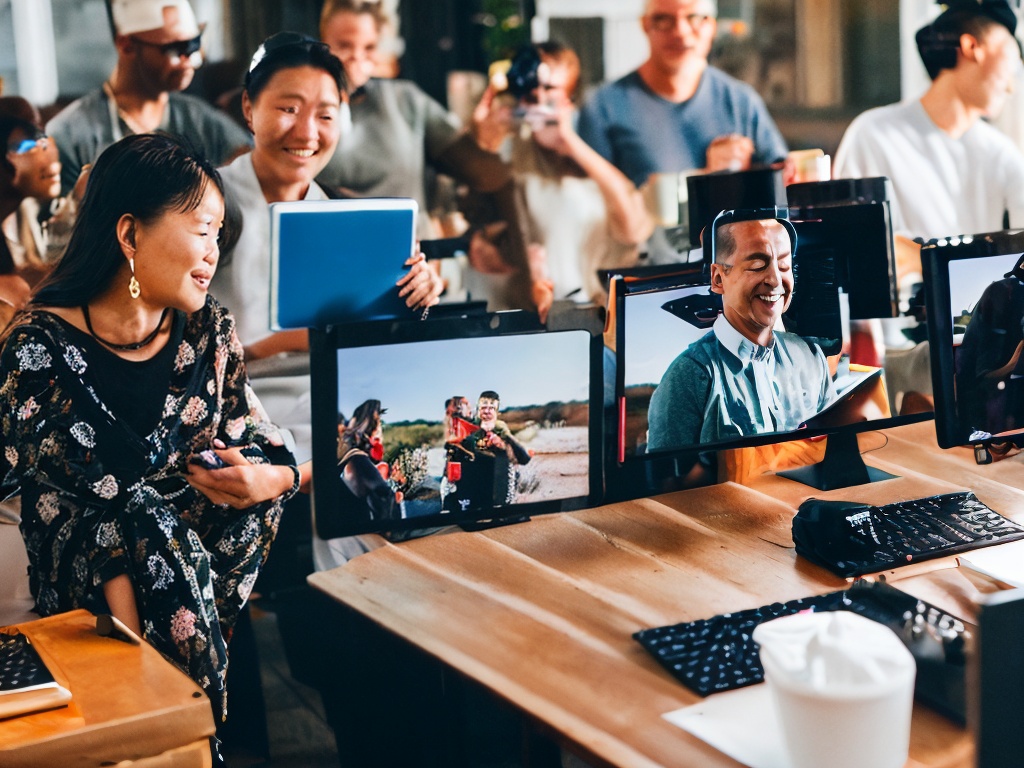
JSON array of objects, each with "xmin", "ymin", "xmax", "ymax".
[{"xmin": 480, "ymin": 0, "xmax": 529, "ymax": 63}]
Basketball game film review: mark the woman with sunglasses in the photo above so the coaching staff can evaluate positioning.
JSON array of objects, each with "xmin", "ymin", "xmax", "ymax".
[
  {"xmin": 0, "ymin": 98, "xmax": 79, "ymax": 319},
  {"xmin": 0, "ymin": 133, "xmax": 299, "ymax": 746}
]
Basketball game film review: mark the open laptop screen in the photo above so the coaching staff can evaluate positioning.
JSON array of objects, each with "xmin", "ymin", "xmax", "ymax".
[{"xmin": 309, "ymin": 309, "xmax": 602, "ymax": 537}]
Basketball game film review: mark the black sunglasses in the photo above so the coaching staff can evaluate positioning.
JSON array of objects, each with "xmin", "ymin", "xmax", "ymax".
[{"xmin": 130, "ymin": 32, "xmax": 202, "ymax": 62}]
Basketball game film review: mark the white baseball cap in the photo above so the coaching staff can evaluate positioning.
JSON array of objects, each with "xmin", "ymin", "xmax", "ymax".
[{"xmin": 111, "ymin": 0, "xmax": 200, "ymax": 37}]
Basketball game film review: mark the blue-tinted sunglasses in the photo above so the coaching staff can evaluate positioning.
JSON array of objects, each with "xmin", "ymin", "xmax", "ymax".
[{"xmin": 7, "ymin": 134, "xmax": 50, "ymax": 155}]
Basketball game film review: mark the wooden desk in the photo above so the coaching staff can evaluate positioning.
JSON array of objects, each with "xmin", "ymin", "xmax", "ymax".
[
  {"xmin": 0, "ymin": 610, "xmax": 215, "ymax": 768},
  {"xmin": 310, "ymin": 422, "xmax": 1019, "ymax": 768}
]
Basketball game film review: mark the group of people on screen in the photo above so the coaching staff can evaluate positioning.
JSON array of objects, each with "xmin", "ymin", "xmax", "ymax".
[{"xmin": 1, "ymin": 0, "xmax": 1023, "ymax": 763}]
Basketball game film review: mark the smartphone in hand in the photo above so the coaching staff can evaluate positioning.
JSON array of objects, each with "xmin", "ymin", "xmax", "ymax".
[{"xmin": 189, "ymin": 449, "xmax": 227, "ymax": 470}]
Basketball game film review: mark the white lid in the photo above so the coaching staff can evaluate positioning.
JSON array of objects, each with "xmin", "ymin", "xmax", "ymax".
[{"xmin": 753, "ymin": 611, "xmax": 915, "ymax": 697}]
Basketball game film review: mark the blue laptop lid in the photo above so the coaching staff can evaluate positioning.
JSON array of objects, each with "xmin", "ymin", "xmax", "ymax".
[{"xmin": 269, "ymin": 197, "xmax": 418, "ymax": 330}]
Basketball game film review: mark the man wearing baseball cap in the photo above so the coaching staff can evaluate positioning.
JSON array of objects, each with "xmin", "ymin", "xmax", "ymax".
[
  {"xmin": 835, "ymin": 1, "xmax": 1024, "ymax": 249},
  {"xmin": 47, "ymin": 0, "xmax": 250, "ymax": 194}
]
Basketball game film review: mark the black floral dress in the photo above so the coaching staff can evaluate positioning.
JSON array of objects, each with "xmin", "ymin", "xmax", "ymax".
[{"xmin": 0, "ymin": 296, "xmax": 296, "ymax": 720}]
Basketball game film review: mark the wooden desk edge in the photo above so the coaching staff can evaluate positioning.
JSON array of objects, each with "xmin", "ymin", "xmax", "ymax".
[{"xmin": 1, "ymin": 610, "xmax": 215, "ymax": 768}]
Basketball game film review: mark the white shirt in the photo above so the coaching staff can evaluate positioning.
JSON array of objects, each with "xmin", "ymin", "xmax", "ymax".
[
  {"xmin": 834, "ymin": 99, "xmax": 1024, "ymax": 240},
  {"xmin": 713, "ymin": 314, "xmax": 781, "ymax": 431}
]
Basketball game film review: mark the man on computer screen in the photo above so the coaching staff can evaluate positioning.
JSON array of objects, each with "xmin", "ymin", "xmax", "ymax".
[{"xmin": 646, "ymin": 211, "xmax": 837, "ymax": 450}]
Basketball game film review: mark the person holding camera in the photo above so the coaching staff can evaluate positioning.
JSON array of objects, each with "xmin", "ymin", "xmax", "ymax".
[{"xmin": 471, "ymin": 42, "xmax": 652, "ymax": 320}]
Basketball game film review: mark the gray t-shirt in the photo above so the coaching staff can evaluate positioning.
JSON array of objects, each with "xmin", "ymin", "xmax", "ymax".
[
  {"xmin": 46, "ymin": 89, "xmax": 252, "ymax": 194},
  {"xmin": 577, "ymin": 68, "xmax": 788, "ymax": 189},
  {"xmin": 315, "ymin": 78, "xmax": 461, "ymax": 239}
]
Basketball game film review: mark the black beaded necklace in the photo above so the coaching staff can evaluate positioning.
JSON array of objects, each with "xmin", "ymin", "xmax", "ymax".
[{"xmin": 81, "ymin": 305, "xmax": 170, "ymax": 351}]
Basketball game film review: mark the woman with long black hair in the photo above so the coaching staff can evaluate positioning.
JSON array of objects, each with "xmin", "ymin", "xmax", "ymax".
[{"xmin": 0, "ymin": 132, "xmax": 298, "ymax": 728}]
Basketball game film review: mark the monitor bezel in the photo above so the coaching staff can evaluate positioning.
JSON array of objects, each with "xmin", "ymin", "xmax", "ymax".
[
  {"xmin": 309, "ymin": 308, "xmax": 605, "ymax": 537},
  {"xmin": 923, "ymin": 229, "xmax": 1024, "ymax": 448}
]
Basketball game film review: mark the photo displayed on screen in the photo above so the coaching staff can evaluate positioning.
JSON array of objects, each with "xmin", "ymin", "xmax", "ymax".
[
  {"xmin": 946, "ymin": 251, "xmax": 1024, "ymax": 442},
  {"xmin": 334, "ymin": 331, "xmax": 591, "ymax": 525},
  {"xmin": 621, "ymin": 283, "xmax": 894, "ymax": 458}
]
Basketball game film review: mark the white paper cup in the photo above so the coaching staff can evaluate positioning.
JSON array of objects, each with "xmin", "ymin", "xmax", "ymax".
[
  {"xmin": 644, "ymin": 172, "xmax": 683, "ymax": 227},
  {"xmin": 756, "ymin": 613, "xmax": 916, "ymax": 768}
]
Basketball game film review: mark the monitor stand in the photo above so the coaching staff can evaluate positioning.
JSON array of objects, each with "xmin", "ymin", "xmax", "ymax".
[{"xmin": 776, "ymin": 430, "xmax": 898, "ymax": 491}]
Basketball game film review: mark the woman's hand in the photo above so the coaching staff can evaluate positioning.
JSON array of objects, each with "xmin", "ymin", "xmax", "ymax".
[
  {"xmin": 397, "ymin": 252, "xmax": 444, "ymax": 309},
  {"xmin": 471, "ymin": 84, "xmax": 514, "ymax": 153},
  {"xmin": 186, "ymin": 440, "xmax": 296, "ymax": 508},
  {"xmin": 527, "ymin": 102, "xmax": 574, "ymax": 156}
]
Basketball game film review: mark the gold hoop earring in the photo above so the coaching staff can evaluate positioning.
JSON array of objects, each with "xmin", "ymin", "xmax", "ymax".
[{"xmin": 128, "ymin": 258, "xmax": 141, "ymax": 299}]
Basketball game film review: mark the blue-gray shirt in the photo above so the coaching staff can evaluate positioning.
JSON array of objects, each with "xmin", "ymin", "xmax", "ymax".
[
  {"xmin": 646, "ymin": 316, "xmax": 835, "ymax": 451},
  {"xmin": 577, "ymin": 68, "xmax": 788, "ymax": 188}
]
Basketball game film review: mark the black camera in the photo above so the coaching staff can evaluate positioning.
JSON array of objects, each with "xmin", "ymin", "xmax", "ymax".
[{"xmin": 505, "ymin": 46, "xmax": 542, "ymax": 99}]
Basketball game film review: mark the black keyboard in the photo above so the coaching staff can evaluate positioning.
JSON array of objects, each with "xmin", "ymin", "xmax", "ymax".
[
  {"xmin": 792, "ymin": 490, "xmax": 1024, "ymax": 578},
  {"xmin": 634, "ymin": 580, "xmax": 969, "ymax": 721}
]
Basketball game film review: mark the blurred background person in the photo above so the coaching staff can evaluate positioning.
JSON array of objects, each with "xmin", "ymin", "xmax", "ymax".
[
  {"xmin": 834, "ymin": 1, "xmax": 1024, "ymax": 284},
  {"xmin": 576, "ymin": 0, "xmax": 787, "ymax": 265},
  {"xmin": 472, "ymin": 42, "xmax": 652, "ymax": 320},
  {"xmin": 46, "ymin": 0, "xmax": 251, "ymax": 196},
  {"xmin": 318, "ymin": 0, "xmax": 538, "ymax": 310},
  {"xmin": 0, "ymin": 98, "xmax": 77, "ymax": 316},
  {"xmin": 578, "ymin": 0, "xmax": 787, "ymax": 187}
]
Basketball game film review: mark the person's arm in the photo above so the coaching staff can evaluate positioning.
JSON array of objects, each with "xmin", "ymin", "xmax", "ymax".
[
  {"xmin": 340, "ymin": 452, "xmax": 397, "ymax": 522},
  {"xmin": 469, "ymin": 85, "xmax": 514, "ymax": 154},
  {"xmin": 531, "ymin": 106, "xmax": 653, "ymax": 247},
  {"xmin": 575, "ymin": 95, "xmax": 615, "ymax": 166},
  {"xmin": 646, "ymin": 356, "xmax": 710, "ymax": 452},
  {"xmin": 46, "ymin": 124, "xmax": 84, "ymax": 198},
  {"xmin": 244, "ymin": 329, "xmax": 309, "ymax": 361},
  {"xmin": 0, "ymin": 325, "xmax": 135, "ymax": 572},
  {"xmin": 185, "ymin": 310, "xmax": 299, "ymax": 509},
  {"xmin": 749, "ymin": 95, "xmax": 788, "ymax": 166}
]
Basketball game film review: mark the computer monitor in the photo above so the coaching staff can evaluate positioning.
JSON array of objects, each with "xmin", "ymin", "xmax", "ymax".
[
  {"xmin": 309, "ymin": 308, "xmax": 603, "ymax": 538},
  {"xmin": 922, "ymin": 229, "xmax": 1024, "ymax": 449},
  {"xmin": 686, "ymin": 166, "xmax": 787, "ymax": 249},
  {"xmin": 607, "ymin": 209, "xmax": 933, "ymax": 497},
  {"xmin": 787, "ymin": 178, "xmax": 899, "ymax": 320},
  {"xmin": 690, "ymin": 179, "xmax": 899, "ymax": 321}
]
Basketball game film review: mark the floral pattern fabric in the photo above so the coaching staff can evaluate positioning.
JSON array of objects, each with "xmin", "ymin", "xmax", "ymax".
[{"xmin": 0, "ymin": 296, "xmax": 295, "ymax": 720}]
